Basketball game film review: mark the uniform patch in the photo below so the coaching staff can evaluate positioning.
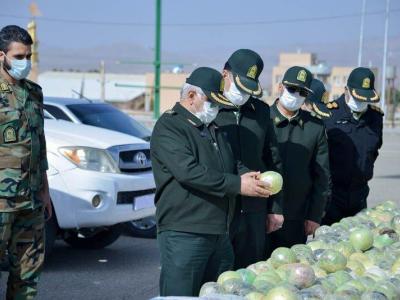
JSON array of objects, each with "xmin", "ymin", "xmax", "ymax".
[
  {"xmin": 4, "ymin": 126, "xmax": 17, "ymax": 143},
  {"xmin": 362, "ymin": 78, "xmax": 371, "ymax": 88},
  {"xmin": 274, "ymin": 116, "xmax": 281, "ymax": 124},
  {"xmin": 246, "ymin": 65, "xmax": 258, "ymax": 79},
  {"xmin": 297, "ymin": 70, "xmax": 307, "ymax": 82},
  {"xmin": 0, "ymin": 82, "xmax": 11, "ymax": 93}
]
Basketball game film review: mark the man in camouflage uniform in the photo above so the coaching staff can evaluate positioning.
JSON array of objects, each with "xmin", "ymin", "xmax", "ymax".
[{"xmin": 0, "ymin": 25, "xmax": 52, "ymax": 300}]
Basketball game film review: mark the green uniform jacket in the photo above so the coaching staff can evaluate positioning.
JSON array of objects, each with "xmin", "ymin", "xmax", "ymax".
[
  {"xmin": 151, "ymin": 103, "xmax": 242, "ymax": 235},
  {"xmin": 214, "ymin": 97, "xmax": 283, "ymax": 214},
  {"xmin": 0, "ymin": 76, "xmax": 48, "ymax": 212},
  {"xmin": 270, "ymin": 102, "xmax": 330, "ymax": 223}
]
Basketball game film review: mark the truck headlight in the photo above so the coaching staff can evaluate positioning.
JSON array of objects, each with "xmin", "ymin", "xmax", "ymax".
[{"xmin": 59, "ymin": 147, "xmax": 119, "ymax": 173}]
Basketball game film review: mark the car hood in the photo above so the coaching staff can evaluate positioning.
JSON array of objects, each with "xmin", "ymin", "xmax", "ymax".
[{"xmin": 44, "ymin": 119, "xmax": 149, "ymax": 149}]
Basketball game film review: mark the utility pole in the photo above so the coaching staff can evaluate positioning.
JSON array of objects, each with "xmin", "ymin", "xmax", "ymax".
[
  {"xmin": 100, "ymin": 60, "xmax": 106, "ymax": 101},
  {"xmin": 357, "ymin": 0, "xmax": 366, "ymax": 67},
  {"xmin": 154, "ymin": 0, "xmax": 162, "ymax": 119},
  {"xmin": 27, "ymin": 2, "xmax": 41, "ymax": 82},
  {"xmin": 27, "ymin": 20, "xmax": 38, "ymax": 82},
  {"xmin": 381, "ymin": 0, "xmax": 390, "ymax": 120}
]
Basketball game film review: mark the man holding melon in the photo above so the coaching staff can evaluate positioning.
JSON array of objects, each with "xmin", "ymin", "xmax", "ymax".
[
  {"xmin": 267, "ymin": 66, "xmax": 331, "ymax": 250},
  {"xmin": 151, "ymin": 67, "xmax": 271, "ymax": 296}
]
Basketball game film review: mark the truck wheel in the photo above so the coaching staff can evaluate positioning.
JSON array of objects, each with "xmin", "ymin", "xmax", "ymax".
[
  {"xmin": 125, "ymin": 216, "xmax": 156, "ymax": 238},
  {"xmin": 63, "ymin": 224, "xmax": 122, "ymax": 249},
  {"xmin": 45, "ymin": 209, "xmax": 58, "ymax": 257}
]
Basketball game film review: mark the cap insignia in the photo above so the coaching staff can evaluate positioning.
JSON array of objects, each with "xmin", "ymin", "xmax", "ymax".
[
  {"xmin": 362, "ymin": 78, "xmax": 371, "ymax": 88},
  {"xmin": 247, "ymin": 65, "xmax": 258, "ymax": 80},
  {"xmin": 297, "ymin": 70, "xmax": 307, "ymax": 82}
]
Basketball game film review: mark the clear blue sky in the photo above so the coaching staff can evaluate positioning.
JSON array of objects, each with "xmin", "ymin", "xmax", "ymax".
[{"xmin": 1, "ymin": 0, "xmax": 399, "ymax": 85}]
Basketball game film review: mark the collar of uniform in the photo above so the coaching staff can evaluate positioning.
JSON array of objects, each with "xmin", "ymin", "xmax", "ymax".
[
  {"xmin": 219, "ymin": 97, "xmax": 256, "ymax": 112},
  {"xmin": 23, "ymin": 79, "xmax": 34, "ymax": 90},
  {"xmin": 242, "ymin": 97, "xmax": 256, "ymax": 111},
  {"xmin": 173, "ymin": 102, "xmax": 203, "ymax": 127},
  {"xmin": 0, "ymin": 72, "xmax": 31, "ymax": 91},
  {"xmin": 272, "ymin": 100, "xmax": 304, "ymax": 128}
]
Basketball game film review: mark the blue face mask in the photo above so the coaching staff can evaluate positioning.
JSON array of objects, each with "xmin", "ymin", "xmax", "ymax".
[{"xmin": 2, "ymin": 53, "xmax": 31, "ymax": 80}]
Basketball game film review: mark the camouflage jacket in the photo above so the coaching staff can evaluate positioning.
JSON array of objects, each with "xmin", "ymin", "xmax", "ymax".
[{"xmin": 0, "ymin": 74, "xmax": 48, "ymax": 212}]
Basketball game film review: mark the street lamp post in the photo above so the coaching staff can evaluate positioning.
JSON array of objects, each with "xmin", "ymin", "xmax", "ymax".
[
  {"xmin": 154, "ymin": 0, "xmax": 162, "ymax": 119},
  {"xmin": 381, "ymin": 0, "xmax": 390, "ymax": 120}
]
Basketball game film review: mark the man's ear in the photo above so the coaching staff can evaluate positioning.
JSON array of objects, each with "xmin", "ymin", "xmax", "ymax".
[
  {"xmin": 222, "ymin": 69, "xmax": 229, "ymax": 79},
  {"xmin": 344, "ymin": 86, "xmax": 349, "ymax": 101},
  {"xmin": 188, "ymin": 90, "xmax": 196, "ymax": 103},
  {"xmin": 278, "ymin": 83, "xmax": 284, "ymax": 94}
]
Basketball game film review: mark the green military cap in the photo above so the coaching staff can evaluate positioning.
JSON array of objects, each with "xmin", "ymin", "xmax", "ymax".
[
  {"xmin": 282, "ymin": 66, "xmax": 313, "ymax": 94},
  {"xmin": 186, "ymin": 67, "xmax": 233, "ymax": 108},
  {"xmin": 225, "ymin": 49, "xmax": 264, "ymax": 97},
  {"xmin": 347, "ymin": 67, "xmax": 380, "ymax": 103},
  {"xmin": 306, "ymin": 78, "xmax": 329, "ymax": 104}
]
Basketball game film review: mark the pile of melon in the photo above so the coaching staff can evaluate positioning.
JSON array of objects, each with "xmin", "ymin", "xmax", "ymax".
[{"xmin": 199, "ymin": 201, "xmax": 400, "ymax": 299}]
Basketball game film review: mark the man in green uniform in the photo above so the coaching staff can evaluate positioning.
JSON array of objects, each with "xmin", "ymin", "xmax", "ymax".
[
  {"xmin": 151, "ymin": 67, "xmax": 271, "ymax": 297},
  {"xmin": 215, "ymin": 49, "xmax": 283, "ymax": 269},
  {"xmin": 0, "ymin": 25, "xmax": 52, "ymax": 300},
  {"xmin": 268, "ymin": 67, "xmax": 330, "ymax": 250}
]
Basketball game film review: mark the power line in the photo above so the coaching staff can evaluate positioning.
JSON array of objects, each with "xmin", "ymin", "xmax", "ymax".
[{"xmin": 1, "ymin": 9, "xmax": 399, "ymax": 27}]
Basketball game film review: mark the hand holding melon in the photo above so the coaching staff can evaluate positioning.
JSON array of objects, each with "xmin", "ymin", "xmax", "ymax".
[{"xmin": 259, "ymin": 171, "xmax": 283, "ymax": 195}]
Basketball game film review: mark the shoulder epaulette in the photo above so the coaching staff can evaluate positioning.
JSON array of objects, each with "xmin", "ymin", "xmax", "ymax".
[
  {"xmin": 326, "ymin": 101, "xmax": 339, "ymax": 110},
  {"xmin": 310, "ymin": 111, "xmax": 322, "ymax": 120},
  {"xmin": 163, "ymin": 109, "xmax": 176, "ymax": 115},
  {"xmin": 369, "ymin": 105, "xmax": 384, "ymax": 115}
]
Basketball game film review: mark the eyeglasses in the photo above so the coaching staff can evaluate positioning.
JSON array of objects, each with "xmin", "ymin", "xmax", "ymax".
[{"xmin": 285, "ymin": 86, "xmax": 309, "ymax": 97}]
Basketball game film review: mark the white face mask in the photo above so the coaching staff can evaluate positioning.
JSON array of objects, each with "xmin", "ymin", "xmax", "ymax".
[
  {"xmin": 2, "ymin": 52, "xmax": 31, "ymax": 80},
  {"xmin": 224, "ymin": 75, "xmax": 250, "ymax": 106},
  {"xmin": 347, "ymin": 94, "xmax": 368, "ymax": 112},
  {"xmin": 279, "ymin": 87, "xmax": 305, "ymax": 112},
  {"xmin": 195, "ymin": 101, "xmax": 219, "ymax": 125}
]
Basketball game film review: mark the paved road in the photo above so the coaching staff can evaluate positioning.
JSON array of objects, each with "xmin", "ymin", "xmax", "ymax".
[
  {"xmin": 1, "ymin": 129, "xmax": 400, "ymax": 300},
  {"xmin": 368, "ymin": 129, "xmax": 400, "ymax": 207},
  {"xmin": 1, "ymin": 235, "xmax": 160, "ymax": 300}
]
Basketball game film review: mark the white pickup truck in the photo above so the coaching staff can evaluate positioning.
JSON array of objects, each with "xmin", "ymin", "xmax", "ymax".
[
  {"xmin": 44, "ymin": 118, "xmax": 155, "ymax": 254},
  {"xmin": 44, "ymin": 97, "xmax": 157, "ymax": 237}
]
